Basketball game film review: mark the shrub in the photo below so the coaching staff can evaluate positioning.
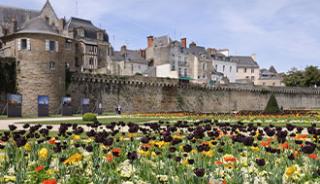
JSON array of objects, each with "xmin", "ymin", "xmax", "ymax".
[
  {"xmin": 264, "ymin": 94, "xmax": 281, "ymax": 114},
  {"xmin": 82, "ymin": 113, "xmax": 97, "ymax": 122}
]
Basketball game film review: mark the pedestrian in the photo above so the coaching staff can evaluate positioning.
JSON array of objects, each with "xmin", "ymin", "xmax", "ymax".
[{"xmin": 98, "ymin": 102, "xmax": 102, "ymax": 115}]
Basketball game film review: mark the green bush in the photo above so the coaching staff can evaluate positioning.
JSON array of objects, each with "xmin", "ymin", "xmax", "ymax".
[
  {"xmin": 264, "ymin": 94, "xmax": 281, "ymax": 114},
  {"xmin": 82, "ymin": 113, "xmax": 97, "ymax": 122}
]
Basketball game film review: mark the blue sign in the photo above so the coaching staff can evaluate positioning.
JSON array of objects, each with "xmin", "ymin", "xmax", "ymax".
[{"xmin": 38, "ymin": 96, "xmax": 49, "ymax": 105}]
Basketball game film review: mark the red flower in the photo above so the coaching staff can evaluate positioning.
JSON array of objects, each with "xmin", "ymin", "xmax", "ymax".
[
  {"xmin": 308, "ymin": 153, "xmax": 318, "ymax": 160},
  {"xmin": 35, "ymin": 165, "xmax": 45, "ymax": 172},
  {"xmin": 42, "ymin": 179, "xmax": 57, "ymax": 184}
]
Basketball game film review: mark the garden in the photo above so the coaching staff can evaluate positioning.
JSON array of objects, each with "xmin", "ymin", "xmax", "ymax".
[{"xmin": 0, "ymin": 112, "xmax": 319, "ymax": 184}]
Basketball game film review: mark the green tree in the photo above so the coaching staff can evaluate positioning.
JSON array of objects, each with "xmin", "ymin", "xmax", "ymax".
[
  {"xmin": 264, "ymin": 94, "xmax": 281, "ymax": 114},
  {"xmin": 283, "ymin": 66, "xmax": 320, "ymax": 87}
]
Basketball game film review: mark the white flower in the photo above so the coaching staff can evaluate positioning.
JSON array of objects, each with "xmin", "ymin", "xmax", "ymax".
[
  {"xmin": 122, "ymin": 181, "xmax": 134, "ymax": 184},
  {"xmin": 117, "ymin": 160, "xmax": 136, "ymax": 178},
  {"xmin": 156, "ymin": 175, "xmax": 168, "ymax": 182}
]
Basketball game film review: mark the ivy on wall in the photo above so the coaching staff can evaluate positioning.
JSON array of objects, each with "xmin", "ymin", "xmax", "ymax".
[{"xmin": 0, "ymin": 57, "xmax": 16, "ymax": 94}]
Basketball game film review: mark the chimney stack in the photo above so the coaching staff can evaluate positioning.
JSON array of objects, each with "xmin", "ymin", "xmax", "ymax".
[
  {"xmin": 140, "ymin": 49, "xmax": 146, "ymax": 59},
  {"xmin": 189, "ymin": 42, "xmax": 196, "ymax": 48},
  {"xmin": 147, "ymin": 36, "xmax": 154, "ymax": 48},
  {"xmin": 181, "ymin": 38, "xmax": 187, "ymax": 48},
  {"xmin": 121, "ymin": 45, "xmax": 127, "ymax": 57},
  {"xmin": 251, "ymin": 53, "xmax": 257, "ymax": 62},
  {"xmin": 11, "ymin": 17, "xmax": 17, "ymax": 33}
]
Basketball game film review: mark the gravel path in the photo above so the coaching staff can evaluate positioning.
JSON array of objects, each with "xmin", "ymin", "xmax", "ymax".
[{"xmin": 0, "ymin": 115, "xmax": 121, "ymax": 130}]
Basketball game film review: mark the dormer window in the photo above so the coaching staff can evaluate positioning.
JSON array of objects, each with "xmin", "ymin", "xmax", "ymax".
[
  {"xmin": 97, "ymin": 32, "xmax": 104, "ymax": 41},
  {"xmin": 77, "ymin": 28, "xmax": 85, "ymax": 37}
]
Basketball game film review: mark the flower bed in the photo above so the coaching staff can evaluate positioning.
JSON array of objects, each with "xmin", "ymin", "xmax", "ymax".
[{"xmin": 0, "ymin": 120, "xmax": 319, "ymax": 183}]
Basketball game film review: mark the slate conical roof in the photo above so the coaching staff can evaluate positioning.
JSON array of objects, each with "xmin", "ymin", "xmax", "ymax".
[{"xmin": 17, "ymin": 16, "xmax": 59, "ymax": 35}]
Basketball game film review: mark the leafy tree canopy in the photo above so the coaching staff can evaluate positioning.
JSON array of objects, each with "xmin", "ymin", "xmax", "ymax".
[{"xmin": 283, "ymin": 66, "xmax": 320, "ymax": 87}]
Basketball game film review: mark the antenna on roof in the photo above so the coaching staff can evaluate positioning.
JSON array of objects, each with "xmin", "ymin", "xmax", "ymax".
[{"xmin": 75, "ymin": 0, "xmax": 79, "ymax": 16}]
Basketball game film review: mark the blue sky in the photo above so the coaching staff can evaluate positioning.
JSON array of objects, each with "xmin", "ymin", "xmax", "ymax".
[{"xmin": 1, "ymin": 0, "xmax": 319, "ymax": 72}]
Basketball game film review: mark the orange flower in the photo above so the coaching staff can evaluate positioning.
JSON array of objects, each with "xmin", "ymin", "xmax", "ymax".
[
  {"xmin": 223, "ymin": 155, "xmax": 237, "ymax": 162},
  {"xmin": 48, "ymin": 138, "xmax": 56, "ymax": 145},
  {"xmin": 308, "ymin": 153, "xmax": 318, "ymax": 160},
  {"xmin": 260, "ymin": 141, "xmax": 270, "ymax": 147},
  {"xmin": 280, "ymin": 142, "xmax": 289, "ymax": 149},
  {"xmin": 295, "ymin": 134, "xmax": 308, "ymax": 140},
  {"xmin": 35, "ymin": 165, "xmax": 45, "ymax": 172},
  {"xmin": 105, "ymin": 153, "xmax": 113, "ymax": 162},
  {"xmin": 112, "ymin": 148, "xmax": 121, "ymax": 157},
  {"xmin": 214, "ymin": 160, "xmax": 223, "ymax": 165},
  {"xmin": 42, "ymin": 179, "xmax": 57, "ymax": 184}
]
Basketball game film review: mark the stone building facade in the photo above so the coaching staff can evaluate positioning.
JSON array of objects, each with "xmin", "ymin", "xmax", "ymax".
[{"xmin": 0, "ymin": 1, "xmax": 110, "ymax": 116}]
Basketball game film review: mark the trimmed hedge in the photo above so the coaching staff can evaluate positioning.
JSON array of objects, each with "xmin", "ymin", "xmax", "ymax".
[
  {"xmin": 264, "ymin": 94, "xmax": 281, "ymax": 114},
  {"xmin": 82, "ymin": 113, "xmax": 97, "ymax": 122}
]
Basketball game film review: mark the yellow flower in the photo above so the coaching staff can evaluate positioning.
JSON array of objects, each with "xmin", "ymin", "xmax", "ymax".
[
  {"xmin": 64, "ymin": 153, "xmax": 83, "ymax": 165},
  {"xmin": 137, "ymin": 149, "xmax": 150, "ymax": 157},
  {"xmin": 46, "ymin": 169, "xmax": 55, "ymax": 175},
  {"xmin": 285, "ymin": 165, "xmax": 297, "ymax": 177},
  {"xmin": 251, "ymin": 146, "xmax": 260, "ymax": 152},
  {"xmin": 72, "ymin": 135, "xmax": 81, "ymax": 141},
  {"xmin": 3, "ymin": 176, "xmax": 16, "ymax": 182},
  {"xmin": 151, "ymin": 151, "xmax": 157, "ymax": 159},
  {"xmin": 38, "ymin": 148, "xmax": 48, "ymax": 160},
  {"xmin": 24, "ymin": 143, "xmax": 32, "ymax": 152},
  {"xmin": 202, "ymin": 150, "xmax": 214, "ymax": 158},
  {"xmin": 182, "ymin": 159, "xmax": 188, "ymax": 165}
]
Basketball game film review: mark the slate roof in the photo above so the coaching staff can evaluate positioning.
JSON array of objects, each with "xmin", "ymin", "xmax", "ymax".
[
  {"xmin": 230, "ymin": 56, "xmax": 259, "ymax": 68},
  {"xmin": 65, "ymin": 17, "xmax": 109, "ymax": 42},
  {"xmin": 0, "ymin": 5, "xmax": 40, "ymax": 30},
  {"xmin": 111, "ymin": 50, "xmax": 148, "ymax": 64},
  {"xmin": 18, "ymin": 16, "xmax": 59, "ymax": 34}
]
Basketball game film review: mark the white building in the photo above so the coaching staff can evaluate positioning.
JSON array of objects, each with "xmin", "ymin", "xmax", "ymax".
[{"xmin": 230, "ymin": 55, "xmax": 260, "ymax": 84}]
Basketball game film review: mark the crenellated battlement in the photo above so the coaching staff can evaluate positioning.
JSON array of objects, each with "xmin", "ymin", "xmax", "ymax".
[{"xmin": 71, "ymin": 73, "xmax": 320, "ymax": 95}]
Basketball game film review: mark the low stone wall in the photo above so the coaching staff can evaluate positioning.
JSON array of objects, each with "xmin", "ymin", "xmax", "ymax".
[{"xmin": 67, "ymin": 73, "xmax": 320, "ymax": 114}]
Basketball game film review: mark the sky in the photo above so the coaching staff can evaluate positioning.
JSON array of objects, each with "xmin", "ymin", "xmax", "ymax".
[{"xmin": 1, "ymin": 0, "xmax": 319, "ymax": 72}]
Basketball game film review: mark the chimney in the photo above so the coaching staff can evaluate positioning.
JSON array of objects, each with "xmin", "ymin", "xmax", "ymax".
[
  {"xmin": 189, "ymin": 42, "xmax": 196, "ymax": 48},
  {"xmin": 11, "ymin": 18, "xmax": 17, "ymax": 33},
  {"xmin": 140, "ymin": 49, "xmax": 146, "ymax": 59},
  {"xmin": 120, "ymin": 45, "xmax": 127, "ymax": 56},
  {"xmin": 147, "ymin": 36, "xmax": 154, "ymax": 48},
  {"xmin": 251, "ymin": 53, "xmax": 257, "ymax": 62},
  {"xmin": 181, "ymin": 37, "xmax": 187, "ymax": 48}
]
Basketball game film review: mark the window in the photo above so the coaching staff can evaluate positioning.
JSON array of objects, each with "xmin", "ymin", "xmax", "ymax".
[
  {"xmin": 49, "ymin": 41, "xmax": 55, "ymax": 51},
  {"xmin": 65, "ymin": 39, "xmax": 72, "ymax": 49},
  {"xmin": 263, "ymin": 82, "xmax": 266, "ymax": 86},
  {"xmin": 178, "ymin": 68, "xmax": 182, "ymax": 76},
  {"xmin": 223, "ymin": 65, "xmax": 225, "ymax": 72},
  {"xmin": 18, "ymin": 38, "xmax": 31, "ymax": 50},
  {"xmin": 230, "ymin": 66, "xmax": 232, "ymax": 72},
  {"xmin": 46, "ymin": 40, "xmax": 58, "ymax": 52},
  {"xmin": 75, "ymin": 57, "xmax": 80, "ymax": 67},
  {"xmin": 89, "ymin": 58, "xmax": 94, "ymax": 65},
  {"xmin": 215, "ymin": 65, "xmax": 218, "ymax": 70},
  {"xmin": 171, "ymin": 61, "xmax": 175, "ymax": 71},
  {"xmin": 246, "ymin": 76, "xmax": 249, "ymax": 79},
  {"xmin": 251, "ymin": 68, "xmax": 254, "ymax": 73},
  {"xmin": 244, "ymin": 68, "xmax": 247, "ymax": 73},
  {"xmin": 21, "ymin": 39, "xmax": 27, "ymax": 49},
  {"xmin": 251, "ymin": 76, "xmax": 255, "ymax": 81},
  {"xmin": 184, "ymin": 68, "xmax": 187, "ymax": 76},
  {"xmin": 49, "ymin": 61, "xmax": 55, "ymax": 70},
  {"xmin": 272, "ymin": 82, "xmax": 276, "ymax": 86}
]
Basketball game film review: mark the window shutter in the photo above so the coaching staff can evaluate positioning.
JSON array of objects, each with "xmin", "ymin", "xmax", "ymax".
[
  {"xmin": 45, "ymin": 40, "xmax": 49, "ymax": 51},
  {"xmin": 55, "ymin": 41, "xmax": 59, "ymax": 52},
  {"xmin": 27, "ymin": 39, "xmax": 31, "ymax": 50},
  {"xmin": 17, "ymin": 39, "xmax": 21, "ymax": 51}
]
